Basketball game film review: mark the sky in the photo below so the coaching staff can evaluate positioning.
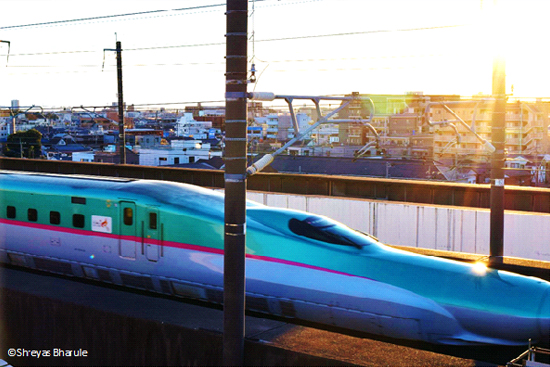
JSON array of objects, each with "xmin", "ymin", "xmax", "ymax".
[{"xmin": 1, "ymin": 0, "xmax": 550, "ymax": 110}]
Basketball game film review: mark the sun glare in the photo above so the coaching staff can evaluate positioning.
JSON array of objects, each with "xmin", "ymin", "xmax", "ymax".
[
  {"xmin": 472, "ymin": 261, "xmax": 488, "ymax": 276},
  {"xmin": 474, "ymin": 0, "xmax": 550, "ymax": 97}
]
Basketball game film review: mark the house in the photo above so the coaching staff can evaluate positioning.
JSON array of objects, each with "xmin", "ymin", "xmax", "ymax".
[
  {"xmin": 136, "ymin": 139, "xmax": 221, "ymax": 167},
  {"xmin": 47, "ymin": 134, "xmax": 92, "ymax": 159}
]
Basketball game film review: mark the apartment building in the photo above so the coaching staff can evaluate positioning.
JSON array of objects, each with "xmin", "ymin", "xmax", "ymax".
[{"xmin": 429, "ymin": 99, "xmax": 550, "ymax": 159}]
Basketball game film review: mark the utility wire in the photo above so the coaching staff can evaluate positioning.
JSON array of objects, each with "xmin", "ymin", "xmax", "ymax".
[
  {"xmin": 0, "ymin": 3, "xmax": 225, "ymax": 30},
  {"xmin": 254, "ymin": 24, "xmax": 467, "ymax": 43},
  {"xmin": 1, "ymin": 24, "xmax": 467, "ymax": 58},
  {"xmin": 0, "ymin": 0, "xmax": 314, "ymax": 30}
]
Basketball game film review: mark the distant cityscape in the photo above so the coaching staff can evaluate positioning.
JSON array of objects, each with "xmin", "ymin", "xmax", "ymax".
[{"xmin": 2, "ymin": 91, "xmax": 550, "ymax": 187}]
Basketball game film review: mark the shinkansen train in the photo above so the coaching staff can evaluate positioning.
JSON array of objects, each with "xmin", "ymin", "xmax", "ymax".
[{"xmin": 0, "ymin": 170, "xmax": 548, "ymax": 346}]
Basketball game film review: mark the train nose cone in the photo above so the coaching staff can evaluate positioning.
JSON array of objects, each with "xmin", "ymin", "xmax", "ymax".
[{"xmin": 538, "ymin": 287, "xmax": 550, "ymax": 344}]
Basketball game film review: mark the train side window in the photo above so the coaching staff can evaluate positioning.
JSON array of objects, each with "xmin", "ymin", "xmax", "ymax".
[
  {"xmin": 123, "ymin": 208, "xmax": 133, "ymax": 226},
  {"xmin": 28, "ymin": 208, "xmax": 38, "ymax": 222},
  {"xmin": 50, "ymin": 211, "xmax": 61, "ymax": 225},
  {"xmin": 149, "ymin": 212, "xmax": 157, "ymax": 230},
  {"xmin": 73, "ymin": 214, "xmax": 85, "ymax": 228},
  {"xmin": 71, "ymin": 197, "xmax": 86, "ymax": 205},
  {"xmin": 7, "ymin": 206, "xmax": 16, "ymax": 219}
]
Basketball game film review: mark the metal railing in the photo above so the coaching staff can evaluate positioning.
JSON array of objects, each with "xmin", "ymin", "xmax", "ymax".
[{"xmin": 507, "ymin": 341, "xmax": 550, "ymax": 367}]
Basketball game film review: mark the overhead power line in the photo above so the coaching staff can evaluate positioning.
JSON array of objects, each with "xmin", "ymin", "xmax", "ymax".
[
  {"xmin": 1, "ymin": 23, "xmax": 467, "ymax": 58},
  {"xmin": 254, "ymin": 24, "xmax": 467, "ymax": 43},
  {"xmin": 0, "ymin": 3, "xmax": 226, "ymax": 30},
  {"xmin": 0, "ymin": 0, "xmax": 316, "ymax": 30}
]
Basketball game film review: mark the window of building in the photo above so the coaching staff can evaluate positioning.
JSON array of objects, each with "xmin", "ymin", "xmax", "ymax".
[
  {"xmin": 73, "ymin": 214, "xmax": 85, "ymax": 228},
  {"xmin": 28, "ymin": 208, "xmax": 38, "ymax": 222},
  {"xmin": 7, "ymin": 206, "xmax": 16, "ymax": 219},
  {"xmin": 50, "ymin": 211, "xmax": 61, "ymax": 225}
]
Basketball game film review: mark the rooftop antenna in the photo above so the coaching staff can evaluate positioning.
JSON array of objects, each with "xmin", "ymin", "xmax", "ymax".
[{"xmin": 0, "ymin": 40, "xmax": 10, "ymax": 65}]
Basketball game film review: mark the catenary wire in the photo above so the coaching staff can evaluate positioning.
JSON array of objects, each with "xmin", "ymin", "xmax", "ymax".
[
  {"xmin": 0, "ymin": 0, "xmax": 320, "ymax": 30},
  {"xmin": 0, "ymin": 24, "xmax": 467, "ymax": 58}
]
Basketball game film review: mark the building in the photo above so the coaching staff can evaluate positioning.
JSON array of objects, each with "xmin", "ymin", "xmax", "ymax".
[
  {"xmin": 137, "ymin": 139, "xmax": 221, "ymax": 166},
  {"xmin": 337, "ymin": 93, "xmax": 461, "ymax": 158},
  {"xmin": 259, "ymin": 113, "xmax": 311, "ymax": 142},
  {"xmin": 175, "ymin": 113, "xmax": 214, "ymax": 139},
  {"xmin": 0, "ymin": 120, "xmax": 10, "ymax": 142},
  {"xmin": 429, "ymin": 99, "xmax": 550, "ymax": 159}
]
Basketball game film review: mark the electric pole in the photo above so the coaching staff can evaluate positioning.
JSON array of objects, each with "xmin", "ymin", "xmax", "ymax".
[
  {"xmin": 224, "ymin": 0, "xmax": 248, "ymax": 365},
  {"xmin": 104, "ymin": 41, "xmax": 126, "ymax": 164},
  {"xmin": 490, "ymin": 55, "xmax": 506, "ymax": 265},
  {"xmin": 116, "ymin": 41, "xmax": 126, "ymax": 164}
]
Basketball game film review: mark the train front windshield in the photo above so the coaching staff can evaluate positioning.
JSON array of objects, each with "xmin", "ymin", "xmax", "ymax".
[{"xmin": 289, "ymin": 215, "xmax": 375, "ymax": 248}]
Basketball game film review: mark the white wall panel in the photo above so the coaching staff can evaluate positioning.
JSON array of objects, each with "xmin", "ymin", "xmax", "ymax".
[
  {"xmin": 265, "ymin": 194, "xmax": 289, "ymax": 209},
  {"xmin": 246, "ymin": 192, "xmax": 265, "ymax": 205},
  {"xmin": 454, "ymin": 210, "xmax": 478, "ymax": 254},
  {"xmin": 287, "ymin": 195, "xmax": 308, "ymax": 212},
  {"xmin": 505, "ymin": 212, "xmax": 550, "ymax": 262},
  {"xmin": 434, "ymin": 208, "xmax": 450, "ymax": 251},
  {"xmin": 375, "ymin": 203, "xmax": 418, "ymax": 248},
  {"xmin": 474, "ymin": 210, "xmax": 490, "ymax": 256},
  {"xmin": 416, "ymin": 206, "xmax": 437, "ymax": 250}
]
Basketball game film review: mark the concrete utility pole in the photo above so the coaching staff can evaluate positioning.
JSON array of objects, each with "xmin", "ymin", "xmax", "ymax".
[
  {"xmin": 490, "ymin": 56, "xmax": 506, "ymax": 265},
  {"xmin": 104, "ymin": 41, "xmax": 126, "ymax": 164},
  {"xmin": 116, "ymin": 41, "xmax": 126, "ymax": 164},
  {"xmin": 224, "ymin": 0, "xmax": 248, "ymax": 365}
]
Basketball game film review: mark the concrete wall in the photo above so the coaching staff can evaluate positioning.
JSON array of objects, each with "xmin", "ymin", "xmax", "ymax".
[{"xmin": 246, "ymin": 191, "xmax": 550, "ymax": 262}]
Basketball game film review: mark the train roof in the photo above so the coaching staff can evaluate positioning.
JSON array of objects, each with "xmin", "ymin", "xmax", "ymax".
[{"xmin": 0, "ymin": 170, "xmax": 247, "ymax": 216}]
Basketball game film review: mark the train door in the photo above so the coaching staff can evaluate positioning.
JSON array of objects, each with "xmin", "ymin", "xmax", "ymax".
[
  {"xmin": 144, "ymin": 207, "xmax": 160, "ymax": 262},
  {"xmin": 119, "ymin": 201, "xmax": 137, "ymax": 259}
]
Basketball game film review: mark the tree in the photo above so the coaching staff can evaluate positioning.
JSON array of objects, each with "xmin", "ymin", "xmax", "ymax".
[{"xmin": 4, "ymin": 129, "xmax": 42, "ymax": 158}]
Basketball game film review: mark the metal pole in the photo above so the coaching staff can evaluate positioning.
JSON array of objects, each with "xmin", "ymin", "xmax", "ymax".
[
  {"xmin": 116, "ymin": 41, "xmax": 126, "ymax": 164},
  {"xmin": 490, "ymin": 56, "xmax": 506, "ymax": 265},
  {"xmin": 0, "ymin": 40, "xmax": 10, "ymax": 65},
  {"xmin": 224, "ymin": 0, "xmax": 248, "ymax": 365}
]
